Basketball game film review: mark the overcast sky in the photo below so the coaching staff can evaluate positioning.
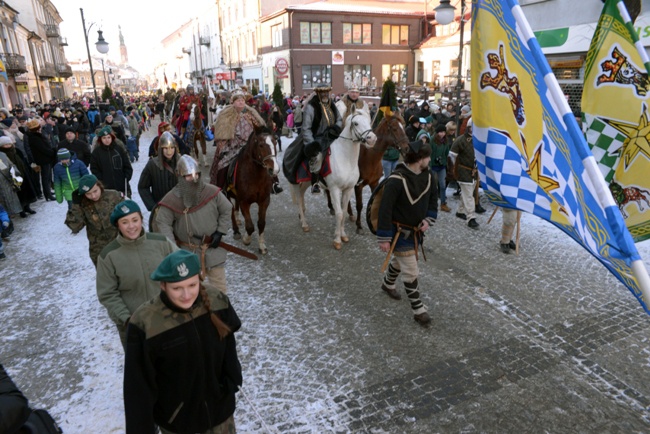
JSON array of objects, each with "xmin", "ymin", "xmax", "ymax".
[{"xmin": 56, "ymin": 0, "xmax": 212, "ymax": 74}]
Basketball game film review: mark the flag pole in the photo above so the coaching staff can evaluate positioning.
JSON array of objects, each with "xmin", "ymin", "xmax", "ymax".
[{"xmin": 511, "ymin": 0, "xmax": 650, "ymax": 307}]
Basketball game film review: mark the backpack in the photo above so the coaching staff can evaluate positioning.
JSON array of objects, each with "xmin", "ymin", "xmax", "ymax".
[
  {"xmin": 366, "ymin": 174, "xmax": 403, "ymax": 235},
  {"xmin": 19, "ymin": 409, "xmax": 63, "ymax": 433}
]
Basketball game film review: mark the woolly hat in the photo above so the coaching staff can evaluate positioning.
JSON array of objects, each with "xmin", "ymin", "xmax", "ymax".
[
  {"xmin": 408, "ymin": 139, "xmax": 424, "ymax": 154},
  {"xmin": 150, "ymin": 250, "xmax": 201, "ymax": 282},
  {"xmin": 0, "ymin": 108, "xmax": 10, "ymax": 118},
  {"xmin": 57, "ymin": 148, "xmax": 71, "ymax": 161},
  {"xmin": 64, "ymin": 126, "xmax": 76, "ymax": 134},
  {"xmin": 416, "ymin": 130, "xmax": 431, "ymax": 142},
  {"xmin": 409, "ymin": 116, "xmax": 420, "ymax": 126},
  {"xmin": 0, "ymin": 136, "xmax": 13, "ymax": 146},
  {"xmin": 78, "ymin": 174, "xmax": 98, "ymax": 194},
  {"xmin": 435, "ymin": 124, "xmax": 447, "ymax": 134},
  {"xmin": 110, "ymin": 200, "xmax": 141, "ymax": 226},
  {"xmin": 461, "ymin": 105, "xmax": 471, "ymax": 113},
  {"xmin": 0, "ymin": 118, "xmax": 12, "ymax": 128},
  {"xmin": 117, "ymin": 110, "xmax": 123, "ymax": 115},
  {"xmin": 97, "ymin": 125, "xmax": 113, "ymax": 138},
  {"xmin": 52, "ymin": 108, "xmax": 63, "ymax": 118},
  {"xmin": 108, "ymin": 106, "xmax": 116, "ymax": 111},
  {"xmin": 26, "ymin": 119, "xmax": 41, "ymax": 130},
  {"xmin": 419, "ymin": 117, "xmax": 428, "ymax": 124}
]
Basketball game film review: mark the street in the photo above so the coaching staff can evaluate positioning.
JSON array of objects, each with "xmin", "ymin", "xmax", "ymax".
[{"xmin": 2, "ymin": 121, "xmax": 650, "ymax": 433}]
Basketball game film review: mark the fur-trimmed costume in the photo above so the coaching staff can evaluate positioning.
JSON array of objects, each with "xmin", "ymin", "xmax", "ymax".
[{"xmin": 335, "ymin": 94, "xmax": 370, "ymax": 127}]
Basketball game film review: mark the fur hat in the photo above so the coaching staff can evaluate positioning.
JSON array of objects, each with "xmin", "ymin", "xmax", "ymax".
[
  {"xmin": 230, "ymin": 90, "xmax": 246, "ymax": 103},
  {"xmin": 110, "ymin": 200, "xmax": 141, "ymax": 226},
  {"xmin": 78, "ymin": 174, "xmax": 98, "ymax": 194},
  {"xmin": 150, "ymin": 250, "xmax": 201, "ymax": 282},
  {"xmin": 314, "ymin": 84, "xmax": 332, "ymax": 93},
  {"xmin": 26, "ymin": 119, "xmax": 41, "ymax": 130},
  {"xmin": 348, "ymin": 84, "xmax": 360, "ymax": 92}
]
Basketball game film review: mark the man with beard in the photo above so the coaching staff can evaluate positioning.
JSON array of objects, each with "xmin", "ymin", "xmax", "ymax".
[
  {"xmin": 335, "ymin": 84, "xmax": 370, "ymax": 126},
  {"xmin": 302, "ymin": 84, "xmax": 342, "ymax": 194},
  {"xmin": 155, "ymin": 155, "xmax": 233, "ymax": 293}
]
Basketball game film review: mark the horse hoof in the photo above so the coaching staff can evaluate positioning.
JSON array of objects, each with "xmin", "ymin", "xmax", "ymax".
[
  {"xmin": 303, "ymin": 226, "xmax": 310, "ymax": 233},
  {"xmin": 259, "ymin": 247, "xmax": 268, "ymax": 255},
  {"xmin": 349, "ymin": 216, "xmax": 355, "ymax": 222},
  {"xmin": 333, "ymin": 242, "xmax": 342, "ymax": 250},
  {"xmin": 233, "ymin": 233, "xmax": 242, "ymax": 240},
  {"xmin": 329, "ymin": 209, "xmax": 335, "ymax": 216},
  {"xmin": 341, "ymin": 236, "xmax": 349, "ymax": 243},
  {"xmin": 356, "ymin": 228, "xmax": 364, "ymax": 235},
  {"xmin": 243, "ymin": 238, "xmax": 252, "ymax": 246}
]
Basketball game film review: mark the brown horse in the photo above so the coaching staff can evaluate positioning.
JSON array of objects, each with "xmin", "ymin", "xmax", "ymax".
[
  {"xmin": 326, "ymin": 112, "xmax": 409, "ymax": 233},
  {"xmin": 189, "ymin": 103, "xmax": 208, "ymax": 166},
  {"xmin": 226, "ymin": 128, "xmax": 279, "ymax": 254}
]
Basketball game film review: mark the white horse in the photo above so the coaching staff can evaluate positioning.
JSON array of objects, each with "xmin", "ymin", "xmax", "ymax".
[{"xmin": 290, "ymin": 106, "xmax": 377, "ymax": 249}]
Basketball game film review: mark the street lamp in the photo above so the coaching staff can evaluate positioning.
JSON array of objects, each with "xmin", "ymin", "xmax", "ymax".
[
  {"xmin": 434, "ymin": 0, "xmax": 466, "ymax": 136},
  {"xmin": 80, "ymin": 8, "xmax": 110, "ymax": 103}
]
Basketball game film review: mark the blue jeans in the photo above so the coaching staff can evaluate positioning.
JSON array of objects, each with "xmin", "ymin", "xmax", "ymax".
[
  {"xmin": 382, "ymin": 159, "xmax": 398, "ymax": 179},
  {"xmin": 431, "ymin": 167, "xmax": 447, "ymax": 204}
]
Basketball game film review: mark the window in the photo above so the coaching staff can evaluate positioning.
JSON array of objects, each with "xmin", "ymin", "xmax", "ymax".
[
  {"xmin": 300, "ymin": 22, "xmax": 332, "ymax": 44},
  {"xmin": 302, "ymin": 65, "xmax": 332, "ymax": 88},
  {"xmin": 382, "ymin": 25, "xmax": 409, "ymax": 45},
  {"xmin": 344, "ymin": 65, "xmax": 371, "ymax": 88},
  {"xmin": 382, "ymin": 64, "xmax": 408, "ymax": 86},
  {"xmin": 272, "ymin": 24, "xmax": 282, "ymax": 48},
  {"xmin": 343, "ymin": 23, "xmax": 371, "ymax": 45}
]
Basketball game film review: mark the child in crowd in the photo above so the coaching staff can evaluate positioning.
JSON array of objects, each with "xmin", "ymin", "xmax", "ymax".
[{"xmin": 53, "ymin": 148, "xmax": 89, "ymax": 209}]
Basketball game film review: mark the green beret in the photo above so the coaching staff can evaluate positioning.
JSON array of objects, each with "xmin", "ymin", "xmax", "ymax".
[
  {"xmin": 150, "ymin": 250, "xmax": 201, "ymax": 282},
  {"xmin": 97, "ymin": 125, "xmax": 113, "ymax": 138},
  {"xmin": 110, "ymin": 200, "xmax": 141, "ymax": 226},
  {"xmin": 78, "ymin": 174, "xmax": 98, "ymax": 194}
]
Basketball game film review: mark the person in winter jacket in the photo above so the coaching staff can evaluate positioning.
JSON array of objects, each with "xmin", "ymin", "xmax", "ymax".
[
  {"xmin": 0, "ymin": 204, "xmax": 10, "ymax": 260},
  {"xmin": 24, "ymin": 119, "xmax": 55, "ymax": 201},
  {"xmin": 124, "ymin": 250, "xmax": 242, "ymax": 434},
  {"xmin": 96, "ymin": 200, "xmax": 177, "ymax": 347},
  {"xmin": 429, "ymin": 125, "xmax": 451, "ymax": 213},
  {"xmin": 60, "ymin": 127, "xmax": 91, "ymax": 166},
  {"xmin": 90, "ymin": 126, "xmax": 133, "ymax": 197},
  {"xmin": 53, "ymin": 148, "xmax": 89, "ymax": 209},
  {"xmin": 0, "ymin": 136, "xmax": 37, "ymax": 217},
  {"xmin": 0, "ymin": 363, "xmax": 31, "ymax": 431},
  {"xmin": 138, "ymin": 132, "xmax": 180, "ymax": 212}
]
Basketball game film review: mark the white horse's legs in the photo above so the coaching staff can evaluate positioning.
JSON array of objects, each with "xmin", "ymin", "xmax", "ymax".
[
  {"xmin": 330, "ymin": 186, "xmax": 345, "ymax": 249},
  {"xmin": 340, "ymin": 187, "xmax": 354, "ymax": 244},
  {"xmin": 289, "ymin": 183, "xmax": 310, "ymax": 232}
]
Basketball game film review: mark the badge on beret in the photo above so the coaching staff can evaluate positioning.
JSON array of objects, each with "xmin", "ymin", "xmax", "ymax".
[
  {"xmin": 82, "ymin": 185, "xmax": 90, "ymax": 192},
  {"xmin": 121, "ymin": 205, "xmax": 130, "ymax": 213},
  {"xmin": 177, "ymin": 263, "xmax": 189, "ymax": 277}
]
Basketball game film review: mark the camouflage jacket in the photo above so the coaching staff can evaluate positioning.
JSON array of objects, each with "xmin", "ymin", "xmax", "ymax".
[{"xmin": 65, "ymin": 189, "xmax": 123, "ymax": 266}]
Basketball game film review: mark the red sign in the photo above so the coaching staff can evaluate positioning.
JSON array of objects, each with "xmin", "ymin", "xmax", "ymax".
[
  {"xmin": 215, "ymin": 72, "xmax": 235, "ymax": 80},
  {"xmin": 275, "ymin": 58, "xmax": 289, "ymax": 75}
]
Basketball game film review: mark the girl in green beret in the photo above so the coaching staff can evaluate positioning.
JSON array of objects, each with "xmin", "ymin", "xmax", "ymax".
[{"xmin": 124, "ymin": 250, "xmax": 242, "ymax": 434}]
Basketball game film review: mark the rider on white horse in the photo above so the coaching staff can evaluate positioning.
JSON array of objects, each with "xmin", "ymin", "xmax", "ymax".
[{"xmin": 301, "ymin": 84, "xmax": 343, "ymax": 194}]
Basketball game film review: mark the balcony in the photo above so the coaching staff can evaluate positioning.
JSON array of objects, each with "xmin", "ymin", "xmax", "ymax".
[
  {"xmin": 45, "ymin": 24, "xmax": 60, "ymax": 38},
  {"xmin": 2, "ymin": 53, "xmax": 27, "ymax": 75},
  {"xmin": 59, "ymin": 37, "xmax": 68, "ymax": 46},
  {"xmin": 38, "ymin": 62, "xmax": 56, "ymax": 78},
  {"xmin": 199, "ymin": 36, "xmax": 210, "ymax": 46},
  {"xmin": 56, "ymin": 63, "xmax": 72, "ymax": 78}
]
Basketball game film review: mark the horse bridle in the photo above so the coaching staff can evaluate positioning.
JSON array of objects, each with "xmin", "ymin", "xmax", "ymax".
[
  {"xmin": 250, "ymin": 135, "xmax": 276, "ymax": 175},
  {"xmin": 338, "ymin": 113, "xmax": 374, "ymax": 144}
]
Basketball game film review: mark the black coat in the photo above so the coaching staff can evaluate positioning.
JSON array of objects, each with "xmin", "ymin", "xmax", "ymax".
[
  {"xmin": 137, "ymin": 156, "xmax": 179, "ymax": 211},
  {"xmin": 0, "ymin": 364, "xmax": 30, "ymax": 433},
  {"xmin": 59, "ymin": 139, "xmax": 91, "ymax": 166},
  {"xmin": 25, "ymin": 130, "xmax": 55, "ymax": 166},
  {"xmin": 90, "ymin": 142, "xmax": 133, "ymax": 194}
]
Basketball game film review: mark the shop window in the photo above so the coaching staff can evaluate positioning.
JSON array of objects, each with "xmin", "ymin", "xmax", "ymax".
[
  {"xmin": 302, "ymin": 65, "xmax": 332, "ymax": 88},
  {"xmin": 344, "ymin": 65, "xmax": 371, "ymax": 88},
  {"xmin": 382, "ymin": 64, "xmax": 408, "ymax": 86}
]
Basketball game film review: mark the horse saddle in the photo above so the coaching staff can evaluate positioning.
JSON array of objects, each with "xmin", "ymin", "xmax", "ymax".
[{"xmin": 226, "ymin": 158, "xmax": 238, "ymax": 194}]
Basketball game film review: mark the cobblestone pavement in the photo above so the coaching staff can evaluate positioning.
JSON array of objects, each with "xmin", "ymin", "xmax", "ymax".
[{"xmin": 2, "ymin": 122, "xmax": 650, "ymax": 433}]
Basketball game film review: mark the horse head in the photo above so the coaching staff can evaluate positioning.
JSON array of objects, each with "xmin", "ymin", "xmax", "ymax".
[
  {"xmin": 343, "ymin": 105, "xmax": 377, "ymax": 147},
  {"xmin": 374, "ymin": 112, "xmax": 409, "ymax": 156},
  {"xmin": 246, "ymin": 127, "xmax": 279, "ymax": 177}
]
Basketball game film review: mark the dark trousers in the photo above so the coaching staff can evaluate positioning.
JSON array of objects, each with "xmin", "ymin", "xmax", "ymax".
[{"xmin": 39, "ymin": 164, "xmax": 52, "ymax": 197}]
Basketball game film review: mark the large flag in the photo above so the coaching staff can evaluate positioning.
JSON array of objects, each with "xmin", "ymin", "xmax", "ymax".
[
  {"xmin": 373, "ymin": 78, "xmax": 397, "ymax": 127},
  {"xmin": 582, "ymin": 0, "xmax": 650, "ymax": 242},
  {"xmin": 471, "ymin": 0, "xmax": 650, "ymax": 313}
]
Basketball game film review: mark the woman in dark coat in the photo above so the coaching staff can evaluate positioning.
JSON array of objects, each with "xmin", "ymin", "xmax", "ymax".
[
  {"xmin": 24, "ymin": 119, "xmax": 55, "ymax": 201},
  {"xmin": 138, "ymin": 131, "xmax": 180, "ymax": 212},
  {"xmin": 90, "ymin": 126, "xmax": 133, "ymax": 197},
  {"xmin": 0, "ymin": 136, "xmax": 37, "ymax": 217}
]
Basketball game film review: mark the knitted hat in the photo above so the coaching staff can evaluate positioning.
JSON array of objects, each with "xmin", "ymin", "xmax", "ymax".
[
  {"xmin": 150, "ymin": 250, "xmax": 201, "ymax": 282},
  {"xmin": 0, "ymin": 118, "xmax": 12, "ymax": 128},
  {"xmin": 435, "ymin": 124, "xmax": 447, "ymax": 134},
  {"xmin": 110, "ymin": 200, "xmax": 141, "ymax": 226},
  {"xmin": 0, "ymin": 136, "xmax": 13, "ymax": 146},
  {"xmin": 419, "ymin": 117, "xmax": 428, "ymax": 124},
  {"xmin": 97, "ymin": 125, "xmax": 113, "ymax": 138},
  {"xmin": 52, "ymin": 108, "xmax": 63, "ymax": 118},
  {"xmin": 78, "ymin": 174, "xmax": 98, "ymax": 194},
  {"xmin": 0, "ymin": 108, "xmax": 10, "ymax": 118},
  {"xmin": 57, "ymin": 148, "xmax": 71, "ymax": 161},
  {"xmin": 64, "ymin": 126, "xmax": 75, "ymax": 134},
  {"xmin": 117, "ymin": 110, "xmax": 123, "ymax": 115},
  {"xmin": 108, "ymin": 106, "xmax": 116, "ymax": 111}
]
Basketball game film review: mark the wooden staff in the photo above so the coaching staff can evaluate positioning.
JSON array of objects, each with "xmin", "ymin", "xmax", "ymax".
[
  {"xmin": 486, "ymin": 207, "xmax": 498, "ymax": 224},
  {"xmin": 381, "ymin": 231, "xmax": 400, "ymax": 273},
  {"xmin": 515, "ymin": 210, "xmax": 521, "ymax": 255}
]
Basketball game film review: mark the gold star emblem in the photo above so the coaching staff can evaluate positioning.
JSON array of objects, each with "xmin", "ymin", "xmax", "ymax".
[
  {"xmin": 605, "ymin": 104, "xmax": 650, "ymax": 169},
  {"xmin": 520, "ymin": 133, "xmax": 567, "ymax": 215}
]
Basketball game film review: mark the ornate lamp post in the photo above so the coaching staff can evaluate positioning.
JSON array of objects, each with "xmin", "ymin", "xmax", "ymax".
[{"xmin": 80, "ymin": 8, "xmax": 109, "ymax": 102}]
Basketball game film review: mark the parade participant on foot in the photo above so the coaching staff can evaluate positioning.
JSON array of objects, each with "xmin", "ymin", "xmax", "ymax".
[
  {"xmin": 301, "ymin": 84, "xmax": 342, "ymax": 194},
  {"xmin": 335, "ymin": 84, "xmax": 370, "ymax": 126},
  {"xmin": 209, "ymin": 91, "xmax": 282, "ymax": 193},
  {"xmin": 157, "ymin": 155, "xmax": 232, "ymax": 293},
  {"xmin": 53, "ymin": 148, "xmax": 89, "ymax": 210},
  {"xmin": 449, "ymin": 119, "xmax": 479, "ymax": 229},
  {"xmin": 124, "ymin": 250, "xmax": 242, "ymax": 434},
  {"xmin": 138, "ymin": 132, "xmax": 181, "ymax": 212},
  {"xmin": 500, "ymin": 207, "xmax": 519, "ymax": 254},
  {"xmin": 148, "ymin": 122, "xmax": 189, "ymax": 157},
  {"xmin": 61, "ymin": 126, "xmax": 91, "ymax": 166},
  {"xmin": 96, "ymin": 200, "xmax": 177, "ymax": 347},
  {"xmin": 90, "ymin": 126, "xmax": 133, "ymax": 197},
  {"xmin": 377, "ymin": 137, "xmax": 437, "ymax": 327},
  {"xmin": 65, "ymin": 174, "xmax": 123, "ymax": 266},
  {"xmin": 178, "ymin": 84, "xmax": 202, "ymax": 138}
]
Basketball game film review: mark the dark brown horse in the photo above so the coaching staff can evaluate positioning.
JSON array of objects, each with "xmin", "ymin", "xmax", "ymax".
[
  {"xmin": 326, "ymin": 112, "xmax": 409, "ymax": 233},
  {"xmin": 227, "ymin": 128, "xmax": 279, "ymax": 254},
  {"xmin": 189, "ymin": 103, "xmax": 208, "ymax": 166}
]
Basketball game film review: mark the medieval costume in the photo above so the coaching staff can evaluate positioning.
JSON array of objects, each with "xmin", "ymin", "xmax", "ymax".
[
  {"xmin": 449, "ymin": 119, "xmax": 479, "ymax": 229},
  {"xmin": 335, "ymin": 85, "xmax": 370, "ymax": 127},
  {"xmin": 156, "ymin": 155, "xmax": 233, "ymax": 293},
  {"xmin": 178, "ymin": 85, "xmax": 203, "ymax": 137},
  {"xmin": 377, "ymin": 139, "xmax": 437, "ymax": 327}
]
